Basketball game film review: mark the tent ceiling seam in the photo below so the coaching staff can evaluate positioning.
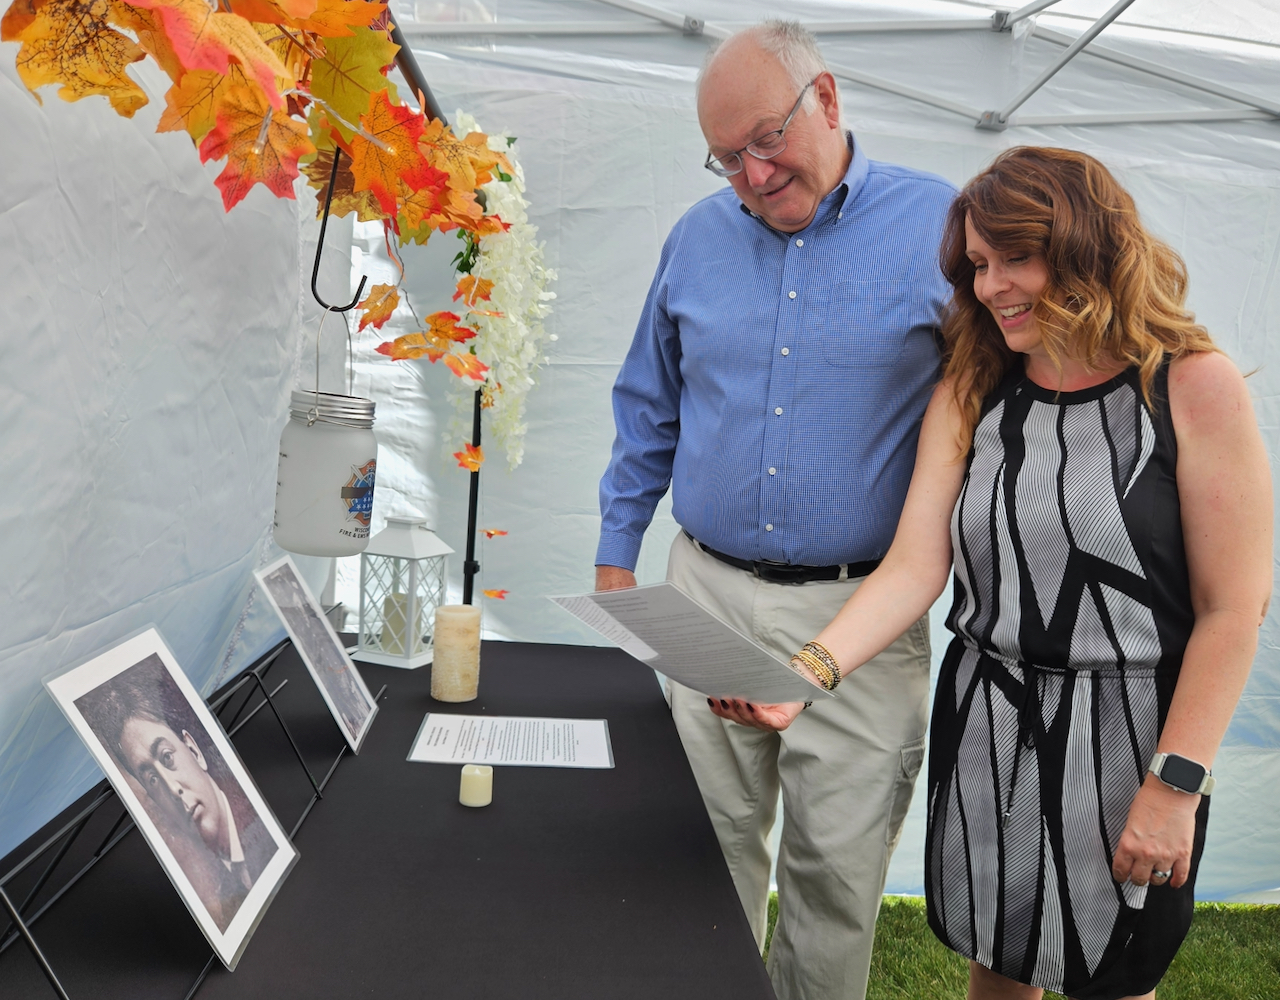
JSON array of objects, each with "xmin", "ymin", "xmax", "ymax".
[{"xmin": 1033, "ymin": 25, "xmax": 1280, "ymax": 118}]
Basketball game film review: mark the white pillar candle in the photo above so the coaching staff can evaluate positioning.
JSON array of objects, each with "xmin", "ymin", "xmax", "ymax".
[
  {"xmin": 431, "ymin": 604, "xmax": 481, "ymax": 702},
  {"xmin": 459, "ymin": 764, "xmax": 493, "ymax": 807},
  {"xmin": 381, "ymin": 592, "xmax": 409, "ymax": 655}
]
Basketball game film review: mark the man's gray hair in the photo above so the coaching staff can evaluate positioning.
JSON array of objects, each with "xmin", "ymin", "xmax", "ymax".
[{"xmin": 698, "ymin": 20, "xmax": 838, "ymax": 121}]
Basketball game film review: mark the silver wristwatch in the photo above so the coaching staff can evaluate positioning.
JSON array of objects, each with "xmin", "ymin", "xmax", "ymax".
[{"xmin": 1149, "ymin": 752, "xmax": 1215, "ymax": 795}]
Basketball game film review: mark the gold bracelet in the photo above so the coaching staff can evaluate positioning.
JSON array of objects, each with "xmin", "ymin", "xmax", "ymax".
[
  {"xmin": 789, "ymin": 651, "xmax": 827, "ymax": 688},
  {"xmin": 791, "ymin": 648, "xmax": 837, "ymax": 691},
  {"xmin": 801, "ymin": 641, "xmax": 843, "ymax": 690}
]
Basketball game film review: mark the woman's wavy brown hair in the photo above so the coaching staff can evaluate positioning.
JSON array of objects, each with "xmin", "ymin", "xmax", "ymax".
[{"xmin": 940, "ymin": 146, "xmax": 1216, "ymax": 451}]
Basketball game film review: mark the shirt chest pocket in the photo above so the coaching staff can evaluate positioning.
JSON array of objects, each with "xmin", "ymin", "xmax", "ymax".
[{"xmin": 809, "ymin": 279, "xmax": 913, "ymax": 369}]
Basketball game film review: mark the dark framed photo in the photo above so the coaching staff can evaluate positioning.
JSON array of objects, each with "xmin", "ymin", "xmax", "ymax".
[
  {"xmin": 255, "ymin": 555, "xmax": 379, "ymax": 752},
  {"xmin": 45, "ymin": 628, "xmax": 298, "ymax": 970}
]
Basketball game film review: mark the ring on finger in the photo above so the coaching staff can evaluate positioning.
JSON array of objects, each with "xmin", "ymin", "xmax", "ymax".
[{"xmin": 1151, "ymin": 869, "xmax": 1172, "ymax": 885}]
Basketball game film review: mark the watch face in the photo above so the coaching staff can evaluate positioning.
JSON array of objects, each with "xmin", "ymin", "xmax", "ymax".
[{"xmin": 1161, "ymin": 754, "xmax": 1206, "ymax": 792}]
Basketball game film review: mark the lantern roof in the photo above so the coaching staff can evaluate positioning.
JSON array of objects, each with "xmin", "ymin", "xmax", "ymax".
[{"xmin": 365, "ymin": 517, "xmax": 455, "ymax": 559}]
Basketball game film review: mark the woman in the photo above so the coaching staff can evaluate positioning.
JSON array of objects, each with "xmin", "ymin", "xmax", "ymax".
[{"xmin": 711, "ymin": 146, "xmax": 1271, "ymax": 999}]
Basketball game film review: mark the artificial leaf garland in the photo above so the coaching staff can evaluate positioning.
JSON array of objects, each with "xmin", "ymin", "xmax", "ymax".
[{"xmin": 4, "ymin": 4, "xmax": 556, "ymax": 519}]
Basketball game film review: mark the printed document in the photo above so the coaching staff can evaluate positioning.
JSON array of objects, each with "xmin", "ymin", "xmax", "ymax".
[
  {"xmin": 408, "ymin": 714, "xmax": 614, "ymax": 769},
  {"xmin": 551, "ymin": 582, "xmax": 830, "ymax": 704}
]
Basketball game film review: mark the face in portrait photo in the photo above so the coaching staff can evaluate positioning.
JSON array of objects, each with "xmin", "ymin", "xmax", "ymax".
[
  {"xmin": 46, "ymin": 629, "xmax": 297, "ymax": 969},
  {"xmin": 256, "ymin": 556, "xmax": 378, "ymax": 752}
]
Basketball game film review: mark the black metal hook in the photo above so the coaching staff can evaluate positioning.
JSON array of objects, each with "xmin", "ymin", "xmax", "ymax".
[{"xmin": 311, "ymin": 147, "xmax": 368, "ymax": 313}]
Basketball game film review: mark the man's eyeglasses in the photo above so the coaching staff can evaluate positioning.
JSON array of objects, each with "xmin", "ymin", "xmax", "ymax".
[{"xmin": 704, "ymin": 79, "xmax": 817, "ymax": 178}]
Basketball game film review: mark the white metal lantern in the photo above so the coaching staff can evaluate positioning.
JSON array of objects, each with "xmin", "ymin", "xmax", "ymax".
[{"xmin": 355, "ymin": 517, "xmax": 453, "ymax": 668}]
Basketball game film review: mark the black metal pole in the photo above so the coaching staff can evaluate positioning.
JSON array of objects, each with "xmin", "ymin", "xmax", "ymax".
[
  {"xmin": 389, "ymin": 23, "xmax": 447, "ymax": 124},
  {"xmin": 462, "ymin": 388, "xmax": 482, "ymax": 604}
]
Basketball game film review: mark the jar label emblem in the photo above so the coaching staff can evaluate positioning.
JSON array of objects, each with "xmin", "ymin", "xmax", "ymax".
[{"xmin": 340, "ymin": 460, "xmax": 377, "ymax": 528}]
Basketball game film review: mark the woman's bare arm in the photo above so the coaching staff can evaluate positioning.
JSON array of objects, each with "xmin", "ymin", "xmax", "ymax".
[{"xmin": 1112, "ymin": 351, "xmax": 1272, "ymax": 889}]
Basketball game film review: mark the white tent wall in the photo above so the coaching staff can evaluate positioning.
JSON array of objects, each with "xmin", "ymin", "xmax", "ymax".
[
  {"xmin": 0, "ymin": 59, "xmax": 351, "ymax": 862},
  {"xmin": 330, "ymin": 1, "xmax": 1280, "ymax": 900}
]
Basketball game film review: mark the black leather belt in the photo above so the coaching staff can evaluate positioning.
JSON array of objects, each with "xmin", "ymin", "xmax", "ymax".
[{"xmin": 686, "ymin": 532, "xmax": 881, "ymax": 585}]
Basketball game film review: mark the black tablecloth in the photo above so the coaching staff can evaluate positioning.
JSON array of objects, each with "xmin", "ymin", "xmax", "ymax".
[{"xmin": 0, "ymin": 641, "xmax": 776, "ymax": 999}]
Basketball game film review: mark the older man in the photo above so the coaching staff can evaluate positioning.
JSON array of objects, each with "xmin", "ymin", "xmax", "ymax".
[{"xmin": 595, "ymin": 21, "xmax": 954, "ymax": 1000}]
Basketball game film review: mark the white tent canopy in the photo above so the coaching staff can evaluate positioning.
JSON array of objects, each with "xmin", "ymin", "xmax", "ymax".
[{"xmin": 2, "ymin": 0, "xmax": 1278, "ymax": 904}]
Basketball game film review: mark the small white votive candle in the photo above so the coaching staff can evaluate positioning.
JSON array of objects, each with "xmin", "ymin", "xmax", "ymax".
[
  {"xmin": 431, "ymin": 605, "xmax": 481, "ymax": 702},
  {"xmin": 459, "ymin": 764, "xmax": 493, "ymax": 807}
]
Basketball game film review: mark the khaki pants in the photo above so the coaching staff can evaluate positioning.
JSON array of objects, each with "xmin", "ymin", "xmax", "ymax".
[{"xmin": 667, "ymin": 532, "xmax": 930, "ymax": 1000}]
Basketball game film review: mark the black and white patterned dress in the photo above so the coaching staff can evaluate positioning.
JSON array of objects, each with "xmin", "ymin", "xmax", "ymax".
[{"xmin": 925, "ymin": 362, "xmax": 1209, "ymax": 1000}]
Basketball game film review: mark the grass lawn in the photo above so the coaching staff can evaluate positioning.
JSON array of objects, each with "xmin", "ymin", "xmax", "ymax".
[{"xmin": 762, "ymin": 894, "xmax": 1280, "ymax": 999}]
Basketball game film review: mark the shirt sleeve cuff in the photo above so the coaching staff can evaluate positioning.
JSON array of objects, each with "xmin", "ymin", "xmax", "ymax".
[{"xmin": 595, "ymin": 530, "xmax": 643, "ymax": 572}]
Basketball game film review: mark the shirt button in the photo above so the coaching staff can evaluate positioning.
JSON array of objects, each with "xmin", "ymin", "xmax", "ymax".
[
  {"xmin": 795, "ymin": 238, "xmax": 804, "ymax": 247},
  {"xmin": 768, "ymin": 467, "xmax": 777, "ymax": 475},
  {"xmin": 780, "ymin": 347, "xmax": 789, "ymax": 356},
  {"xmin": 787, "ymin": 290, "xmax": 797, "ymax": 299},
  {"xmin": 774, "ymin": 407, "xmax": 783, "ymax": 416},
  {"xmin": 838, "ymin": 211, "xmax": 843, "ymax": 219},
  {"xmin": 765, "ymin": 523, "xmax": 774, "ymax": 532}
]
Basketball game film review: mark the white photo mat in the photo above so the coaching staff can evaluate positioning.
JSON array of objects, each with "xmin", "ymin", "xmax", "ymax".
[
  {"xmin": 255, "ymin": 555, "xmax": 379, "ymax": 753},
  {"xmin": 44, "ymin": 627, "xmax": 298, "ymax": 970}
]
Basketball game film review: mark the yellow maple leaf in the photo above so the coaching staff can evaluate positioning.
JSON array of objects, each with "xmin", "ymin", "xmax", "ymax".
[
  {"xmin": 357, "ymin": 283, "xmax": 398, "ymax": 331},
  {"xmin": 291, "ymin": 0, "xmax": 383, "ymax": 37},
  {"xmin": 109, "ymin": 1, "xmax": 184, "ymax": 83},
  {"xmin": 198, "ymin": 84, "xmax": 314, "ymax": 211},
  {"xmin": 9, "ymin": 0, "xmax": 148, "ymax": 116},
  {"xmin": 125, "ymin": 0, "xmax": 294, "ymax": 106},
  {"xmin": 482, "ymin": 589, "xmax": 509, "ymax": 600},
  {"xmin": 453, "ymin": 443, "xmax": 483, "ymax": 472},
  {"xmin": 157, "ymin": 65, "xmax": 246, "ymax": 141},
  {"xmin": 309, "ymin": 25, "xmax": 399, "ymax": 140}
]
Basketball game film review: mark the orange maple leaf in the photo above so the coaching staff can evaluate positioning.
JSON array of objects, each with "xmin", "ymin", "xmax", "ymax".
[
  {"xmin": 444, "ymin": 352, "xmax": 489, "ymax": 383},
  {"xmin": 375, "ymin": 334, "xmax": 442, "ymax": 362},
  {"xmin": 482, "ymin": 589, "xmax": 509, "ymax": 600},
  {"xmin": 125, "ymin": 0, "xmax": 293, "ymax": 107},
  {"xmin": 357, "ymin": 283, "xmax": 399, "ymax": 331},
  {"xmin": 482, "ymin": 529, "xmax": 507, "ymax": 539},
  {"xmin": 7, "ymin": 0, "xmax": 148, "ymax": 116},
  {"xmin": 453, "ymin": 275, "xmax": 494, "ymax": 307},
  {"xmin": 109, "ymin": 2, "xmax": 184, "ymax": 83},
  {"xmin": 349, "ymin": 88, "xmax": 434, "ymax": 215},
  {"xmin": 424, "ymin": 310, "xmax": 475, "ymax": 345},
  {"xmin": 291, "ymin": 0, "xmax": 384, "ymax": 36},
  {"xmin": 453, "ymin": 443, "xmax": 484, "ymax": 472},
  {"xmin": 199, "ymin": 84, "xmax": 314, "ymax": 211}
]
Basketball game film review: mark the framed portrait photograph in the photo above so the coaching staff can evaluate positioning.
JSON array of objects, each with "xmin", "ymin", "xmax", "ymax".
[
  {"xmin": 44, "ymin": 628, "xmax": 299, "ymax": 970},
  {"xmin": 255, "ymin": 555, "xmax": 379, "ymax": 753}
]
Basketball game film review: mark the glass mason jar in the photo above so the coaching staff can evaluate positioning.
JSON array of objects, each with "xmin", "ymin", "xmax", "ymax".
[{"xmin": 273, "ymin": 390, "xmax": 378, "ymax": 557}]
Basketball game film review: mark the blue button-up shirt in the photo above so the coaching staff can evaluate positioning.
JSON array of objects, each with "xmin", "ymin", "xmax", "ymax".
[{"xmin": 597, "ymin": 141, "xmax": 955, "ymax": 571}]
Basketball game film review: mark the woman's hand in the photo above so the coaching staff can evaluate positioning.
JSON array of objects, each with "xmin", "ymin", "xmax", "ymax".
[
  {"xmin": 1111, "ymin": 777, "xmax": 1200, "ymax": 889},
  {"xmin": 707, "ymin": 697, "xmax": 806, "ymax": 732}
]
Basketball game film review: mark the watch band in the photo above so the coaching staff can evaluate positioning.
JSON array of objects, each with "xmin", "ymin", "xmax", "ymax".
[{"xmin": 1149, "ymin": 752, "xmax": 1216, "ymax": 795}]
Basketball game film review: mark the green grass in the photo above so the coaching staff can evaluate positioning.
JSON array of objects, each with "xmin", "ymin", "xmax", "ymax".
[{"xmin": 762, "ymin": 894, "xmax": 1280, "ymax": 999}]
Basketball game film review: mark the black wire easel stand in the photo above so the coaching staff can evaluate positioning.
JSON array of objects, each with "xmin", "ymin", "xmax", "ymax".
[{"xmin": 0, "ymin": 639, "xmax": 384, "ymax": 1000}]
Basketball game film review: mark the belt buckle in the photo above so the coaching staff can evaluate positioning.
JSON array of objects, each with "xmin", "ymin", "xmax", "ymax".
[{"xmin": 757, "ymin": 559, "xmax": 796, "ymax": 583}]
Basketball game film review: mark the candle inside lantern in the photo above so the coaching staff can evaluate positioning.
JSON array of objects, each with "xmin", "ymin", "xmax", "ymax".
[
  {"xmin": 431, "ymin": 605, "xmax": 481, "ymax": 702},
  {"xmin": 381, "ymin": 592, "xmax": 410, "ymax": 656},
  {"xmin": 459, "ymin": 764, "xmax": 493, "ymax": 807}
]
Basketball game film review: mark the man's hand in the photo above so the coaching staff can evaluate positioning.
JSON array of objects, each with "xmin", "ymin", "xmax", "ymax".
[
  {"xmin": 595, "ymin": 565, "xmax": 637, "ymax": 591},
  {"xmin": 708, "ymin": 697, "xmax": 806, "ymax": 732}
]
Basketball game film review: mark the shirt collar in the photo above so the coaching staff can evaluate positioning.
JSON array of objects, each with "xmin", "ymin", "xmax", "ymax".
[
  {"xmin": 215, "ymin": 784, "xmax": 245, "ymax": 867},
  {"xmin": 739, "ymin": 131, "xmax": 868, "ymax": 233}
]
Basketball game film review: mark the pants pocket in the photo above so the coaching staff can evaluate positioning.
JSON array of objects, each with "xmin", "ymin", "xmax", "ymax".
[{"xmin": 885, "ymin": 736, "xmax": 926, "ymax": 849}]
